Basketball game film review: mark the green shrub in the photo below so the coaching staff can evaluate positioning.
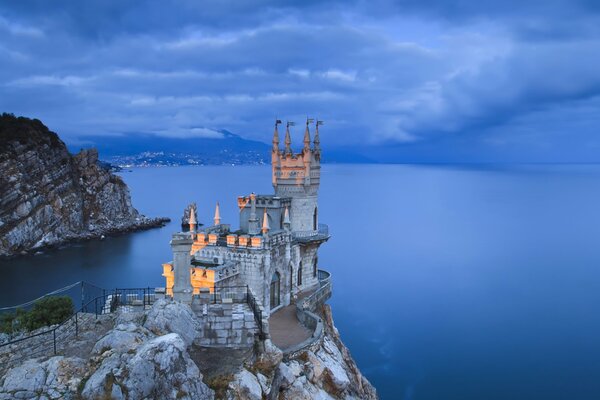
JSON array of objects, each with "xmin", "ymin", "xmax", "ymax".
[{"xmin": 0, "ymin": 296, "xmax": 74, "ymax": 334}]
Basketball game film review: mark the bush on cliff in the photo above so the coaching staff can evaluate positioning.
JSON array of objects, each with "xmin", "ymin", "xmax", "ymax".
[{"xmin": 0, "ymin": 296, "xmax": 74, "ymax": 333}]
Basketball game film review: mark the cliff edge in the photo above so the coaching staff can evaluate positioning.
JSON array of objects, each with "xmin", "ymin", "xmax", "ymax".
[
  {"xmin": 0, "ymin": 300, "xmax": 377, "ymax": 399},
  {"xmin": 0, "ymin": 114, "xmax": 168, "ymax": 257}
]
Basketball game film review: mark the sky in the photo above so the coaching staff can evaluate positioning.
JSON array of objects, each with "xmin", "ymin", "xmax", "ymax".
[{"xmin": 1, "ymin": 0, "xmax": 600, "ymax": 162}]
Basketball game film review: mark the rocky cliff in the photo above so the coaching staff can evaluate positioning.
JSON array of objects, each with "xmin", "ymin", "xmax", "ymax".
[
  {"xmin": 0, "ymin": 300, "xmax": 378, "ymax": 400},
  {"xmin": 0, "ymin": 114, "xmax": 168, "ymax": 257}
]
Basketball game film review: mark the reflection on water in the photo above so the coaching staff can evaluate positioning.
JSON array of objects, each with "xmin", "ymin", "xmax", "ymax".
[{"xmin": 2, "ymin": 164, "xmax": 600, "ymax": 399}]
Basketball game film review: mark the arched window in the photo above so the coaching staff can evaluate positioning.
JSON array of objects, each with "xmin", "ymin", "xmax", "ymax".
[
  {"xmin": 270, "ymin": 271, "xmax": 280, "ymax": 309},
  {"xmin": 313, "ymin": 257, "xmax": 318, "ymax": 278},
  {"xmin": 313, "ymin": 207, "xmax": 318, "ymax": 230},
  {"xmin": 297, "ymin": 262, "xmax": 303, "ymax": 286}
]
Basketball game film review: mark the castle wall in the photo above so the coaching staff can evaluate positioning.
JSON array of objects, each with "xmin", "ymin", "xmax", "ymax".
[{"xmin": 289, "ymin": 195, "xmax": 318, "ymax": 233}]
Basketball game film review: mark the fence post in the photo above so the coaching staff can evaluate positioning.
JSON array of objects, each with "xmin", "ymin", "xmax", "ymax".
[{"xmin": 53, "ymin": 330, "xmax": 57, "ymax": 355}]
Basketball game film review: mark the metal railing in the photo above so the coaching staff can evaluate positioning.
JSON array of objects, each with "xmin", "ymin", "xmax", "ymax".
[
  {"xmin": 0, "ymin": 286, "xmax": 155, "ymax": 369},
  {"xmin": 246, "ymin": 287, "xmax": 264, "ymax": 339}
]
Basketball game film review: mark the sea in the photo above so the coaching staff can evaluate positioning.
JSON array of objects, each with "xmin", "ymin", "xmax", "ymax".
[{"xmin": 2, "ymin": 164, "xmax": 600, "ymax": 400}]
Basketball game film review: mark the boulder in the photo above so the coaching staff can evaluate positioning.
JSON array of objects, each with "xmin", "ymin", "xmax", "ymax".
[
  {"xmin": 83, "ymin": 333, "xmax": 213, "ymax": 400},
  {"xmin": 143, "ymin": 300, "xmax": 201, "ymax": 347},
  {"xmin": 0, "ymin": 356, "xmax": 86, "ymax": 400},
  {"xmin": 92, "ymin": 322, "xmax": 153, "ymax": 355},
  {"xmin": 227, "ymin": 369, "xmax": 262, "ymax": 400}
]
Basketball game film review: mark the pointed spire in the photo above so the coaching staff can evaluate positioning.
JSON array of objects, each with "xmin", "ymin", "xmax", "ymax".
[
  {"xmin": 273, "ymin": 119, "xmax": 281, "ymax": 152},
  {"xmin": 283, "ymin": 206, "xmax": 291, "ymax": 230},
  {"xmin": 304, "ymin": 117, "xmax": 313, "ymax": 151},
  {"xmin": 189, "ymin": 205, "xmax": 197, "ymax": 233},
  {"xmin": 284, "ymin": 121, "xmax": 295, "ymax": 155},
  {"xmin": 213, "ymin": 202, "xmax": 221, "ymax": 226},
  {"xmin": 262, "ymin": 208, "xmax": 270, "ymax": 234},
  {"xmin": 314, "ymin": 119, "xmax": 322, "ymax": 151}
]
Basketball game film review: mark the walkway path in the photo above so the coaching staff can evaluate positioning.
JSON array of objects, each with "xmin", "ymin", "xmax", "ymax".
[{"xmin": 269, "ymin": 303, "xmax": 312, "ymax": 351}]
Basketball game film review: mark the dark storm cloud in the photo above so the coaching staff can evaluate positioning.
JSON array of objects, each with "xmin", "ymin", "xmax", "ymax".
[{"xmin": 1, "ymin": 0, "xmax": 600, "ymax": 160}]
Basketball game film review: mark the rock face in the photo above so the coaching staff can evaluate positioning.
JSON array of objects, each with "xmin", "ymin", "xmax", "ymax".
[
  {"xmin": 0, "ymin": 114, "xmax": 169, "ymax": 257},
  {"xmin": 0, "ymin": 301, "xmax": 377, "ymax": 400}
]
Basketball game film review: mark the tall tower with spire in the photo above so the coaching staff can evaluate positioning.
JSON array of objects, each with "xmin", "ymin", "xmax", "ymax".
[{"xmin": 271, "ymin": 117, "xmax": 322, "ymax": 234}]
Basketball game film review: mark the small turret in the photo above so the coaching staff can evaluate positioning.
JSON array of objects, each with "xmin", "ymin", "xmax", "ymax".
[
  {"xmin": 189, "ymin": 204, "xmax": 197, "ymax": 233},
  {"xmin": 273, "ymin": 119, "xmax": 281, "ymax": 153},
  {"xmin": 214, "ymin": 202, "xmax": 221, "ymax": 226},
  {"xmin": 304, "ymin": 117, "xmax": 313, "ymax": 152},
  {"xmin": 284, "ymin": 121, "xmax": 294, "ymax": 155},
  {"xmin": 283, "ymin": 206, "xmax": 291, "ymax": 231},
  {"xmin": 262, "ymin": 208, "xmax": 270, "ymax": 235},
  {"xmin": 314, "ymin": 120, "xmax": 322, "ymax": 153}
]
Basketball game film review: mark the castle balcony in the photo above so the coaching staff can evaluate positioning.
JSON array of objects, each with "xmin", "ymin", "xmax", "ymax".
[{"xmin": 293, "ymin": 223, "xmax": 330, "ymax": 244}]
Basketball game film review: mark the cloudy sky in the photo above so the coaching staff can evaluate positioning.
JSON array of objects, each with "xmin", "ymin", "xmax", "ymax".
[{"xmin": 1, "ymin": 0, "xmax": 600, "ymax": 162}]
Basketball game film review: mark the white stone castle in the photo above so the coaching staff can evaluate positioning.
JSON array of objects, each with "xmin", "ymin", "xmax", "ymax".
[{"xmin": 163, "ymin": 119, "xmax": 329, "ymax": 315}]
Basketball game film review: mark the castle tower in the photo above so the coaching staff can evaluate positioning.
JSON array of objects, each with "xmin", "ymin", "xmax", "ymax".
[{"xmin": 272, "ymin": 118, "xmax": 321, "ymax": 234}]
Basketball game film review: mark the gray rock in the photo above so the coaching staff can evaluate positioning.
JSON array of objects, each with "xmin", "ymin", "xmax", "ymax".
[
  {"xmin": 92, "ymin": 322, "xmax": 153, "ymax": 355},
  {"xmin": 143, "ymin": 299, "xmax": 201, "ymax": 347},
  {"xmin": 0, "ymin": 356, "xmax": 86, "ymax": 400},
  {"xmin": 83, "ymin": 333, "xmax": 213, "ymax": 400},
  {"xmin": 228, "ymin": 369, "xmax": 262, "ymax": 400}
]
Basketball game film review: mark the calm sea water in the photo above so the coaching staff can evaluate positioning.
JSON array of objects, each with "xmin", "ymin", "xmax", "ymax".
[{"xmin": 2, "ymin": 164, "xmax": 600, "ymax": 399}]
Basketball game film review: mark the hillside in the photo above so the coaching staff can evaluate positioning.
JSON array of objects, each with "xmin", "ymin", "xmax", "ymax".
[{"xmin": 0, "ymin": 114, "xmax": 168, "ymax": 256}]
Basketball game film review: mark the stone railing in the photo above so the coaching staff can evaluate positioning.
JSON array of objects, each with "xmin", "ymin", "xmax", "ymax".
[
  {"xmin": 293, "ymin": 224, "xmax": 330, "ymax": 243},
  {"xmin": 283, "ymin": 269, "xmax": 332, "ymax": 359}
]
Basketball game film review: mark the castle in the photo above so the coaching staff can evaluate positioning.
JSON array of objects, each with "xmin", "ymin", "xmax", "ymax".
[{"xmin": 162, "ymin": 119, "xmax": 329, "ymax": 315}]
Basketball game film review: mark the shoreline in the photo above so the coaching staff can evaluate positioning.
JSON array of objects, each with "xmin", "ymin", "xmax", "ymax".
[{"xmin": 0, "ymin": 216, "xmax": 170, "ymax": 259}]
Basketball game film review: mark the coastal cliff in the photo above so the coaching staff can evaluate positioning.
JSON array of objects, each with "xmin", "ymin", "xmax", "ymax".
[
  {"xmin": 0, "ymin": 300, "xmax": 377, "ymax": 399},
  {"xmin": 0, "ymin": 114, "xmax": 168, "ymax": 257}
]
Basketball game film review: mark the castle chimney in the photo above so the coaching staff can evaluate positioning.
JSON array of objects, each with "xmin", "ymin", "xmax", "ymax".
[
  {"xmin": 189, "ymin": 205, "xmax": 197, "ymax": 233},
  {"xmin": 214, "ymin": 202, "xmax": 221, "ymax": 226},
  {"xmin": 248, "ymin": 193, "xmax": 260, "ymax": 235},
  {"xmin": 262, "ymin": 208, "xmax": 270, "ymax": 235}
]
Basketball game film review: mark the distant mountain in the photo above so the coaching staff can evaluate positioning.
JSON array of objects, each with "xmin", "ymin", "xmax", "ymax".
[{"xmin": 68, "ymin": 130, "xmax": 271, "ymax": 167}]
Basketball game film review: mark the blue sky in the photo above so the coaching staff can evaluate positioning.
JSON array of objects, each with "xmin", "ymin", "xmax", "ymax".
[{"xmin": 1, "ymin": 0, "xmax": 600, "ymax": 162}]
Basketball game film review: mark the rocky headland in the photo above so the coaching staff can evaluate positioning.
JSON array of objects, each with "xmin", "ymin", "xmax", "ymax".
[
  {"xmin": 0, "ymin": 300, "xmax": 377, "ymax": 399},
  {"xmin": 0, "ymin": 114, "xmax": 169, "ymax": 257}
]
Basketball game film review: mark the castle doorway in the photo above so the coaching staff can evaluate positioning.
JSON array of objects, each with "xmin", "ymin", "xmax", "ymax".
[{"xmin": 270, "ymin": 271, "xmax": 280, "ymax": 309}]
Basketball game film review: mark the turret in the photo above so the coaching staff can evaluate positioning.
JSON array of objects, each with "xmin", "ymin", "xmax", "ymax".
[
  {"xmin": 284, "ymin": 121, "xmax": 294, "ymax": 155},
  {"xmin": 214, "ymin": 202, "xmax": 221, "ymax": 226},
  {"xmin": 189, "ymin": 204, "xmax": 197, "ymax": 233},
  {"xmin": 272, "ymin": 119, "xmax": 281, "ymax": 153},
  {"xmin": 283, "ymin": 206, "xmax": 291, "ymax": 231},
  {"xmin": 262, "ymin": 208, "xmax": 270, "ymax": 235},
  {"xmin": 303, "ymin": 117, "xmax": 313, "ymax": 152},
  {"xmin": 272, "ymin": 118, "xmax": 322, "ymax": 234},
  {"xmin": 314, "ymin": 120, "xmax": 322, "ymax": 155}
]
